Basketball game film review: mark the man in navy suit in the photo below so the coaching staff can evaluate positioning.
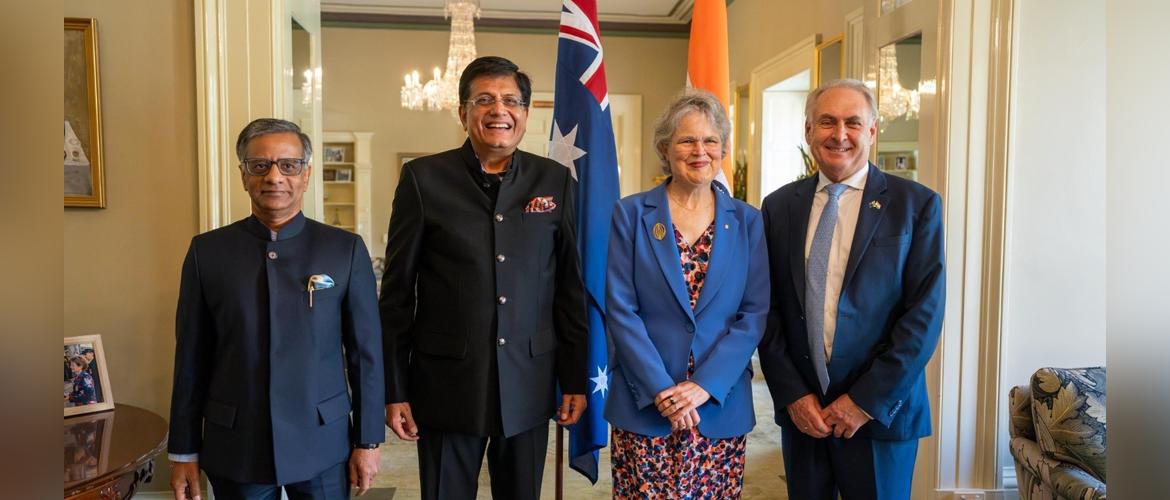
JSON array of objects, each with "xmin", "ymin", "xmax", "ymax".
[
  {"xmin": 168, "ymin": 119, "xmax": 384, "ymax": 500},
  {"xmin": 759, "ymin": 79, "xmax": 945, "ymax": 499}
]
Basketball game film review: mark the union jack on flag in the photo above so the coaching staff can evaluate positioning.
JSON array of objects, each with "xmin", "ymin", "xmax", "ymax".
[{"xmin": 550, "ymin": 0, "xmax": 620, "ymax": 485}]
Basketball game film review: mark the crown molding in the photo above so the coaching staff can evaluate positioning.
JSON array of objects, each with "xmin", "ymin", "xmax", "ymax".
[{"xmin": 322, "ymin": 0, "xmax": 702, "ymax": 25}]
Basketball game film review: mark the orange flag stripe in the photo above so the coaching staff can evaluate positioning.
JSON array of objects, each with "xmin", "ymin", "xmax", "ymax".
[{"xmin": 687, "ymin": 0, "xmax": 733, "ymax": 190}]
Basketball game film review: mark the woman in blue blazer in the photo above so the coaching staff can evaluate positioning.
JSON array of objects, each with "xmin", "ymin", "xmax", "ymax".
[{"xmin": 604, "ymin": 89, "xmax": 769, "ymax": 499}]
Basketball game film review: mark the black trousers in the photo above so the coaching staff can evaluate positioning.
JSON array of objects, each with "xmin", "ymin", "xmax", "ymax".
[
  {"xmin": 207, "ymin": 460, "xmax": 349, "ymax": 500},
  {"xmin": 781, "ymin": 428, "xmax": 919, "ymax": 500},
  {"xmin": 417, "ymin": 422, "xmax": 549, "ymax": 500}
]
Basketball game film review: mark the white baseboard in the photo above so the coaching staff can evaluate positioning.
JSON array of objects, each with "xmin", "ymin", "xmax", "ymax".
[
  {"xmin": 1003, "ymin": 465, "xmax": 1018, "ymax": 489},
  {"xmin": 936, "ymin": 488, "xmax": 1019, "ymax": 500},
  {"xmin": 131, "ymin": 493, "xmax": 174, "ymax": 500}
]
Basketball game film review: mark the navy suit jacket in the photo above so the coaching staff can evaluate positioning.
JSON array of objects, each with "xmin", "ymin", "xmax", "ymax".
[
  {"xmin": 169, "ymin": 213, "xmax": 385, "ymax": 485},
  {"xmin": 603, "ymin": 180, "xmax": 769, "ymax": 439},
  {"xmin": 759, "ymin": 165, "xmax": 944, "ymax": 441}
]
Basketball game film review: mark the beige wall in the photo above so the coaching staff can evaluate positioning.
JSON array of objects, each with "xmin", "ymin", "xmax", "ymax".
[
  {"xmin": 727, "ymin": 0, "xmax": 864, "ymax": 87},
  {"xmin": 64, "ymin": 0, "xmax": 198, "ymax": 491},
  {"xmin": 321, "ymin": 27, "xmax": 688, "ymax": 257}
]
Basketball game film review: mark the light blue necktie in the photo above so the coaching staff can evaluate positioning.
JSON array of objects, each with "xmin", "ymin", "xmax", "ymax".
[{"xmin": 806, "ymin": 183, "xmax": 847, "ymax": 394}]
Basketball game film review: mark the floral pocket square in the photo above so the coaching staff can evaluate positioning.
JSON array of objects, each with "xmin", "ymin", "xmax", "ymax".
[
  {"xmin": 307, "ymin": 274, "xmax": 335, "ymax": 307},
  {"xmin": 525, "ymin": 196, "xmax": 556, "ymax": 213}
]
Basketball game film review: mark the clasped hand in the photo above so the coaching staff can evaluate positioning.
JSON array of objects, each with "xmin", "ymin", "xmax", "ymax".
[
  {"xmin": 653, "ymin": 381, "xmax": 710, "ymax": 432},
  {"xmin": 786, "ymin": 393, "xmax": 871, "ymax": 439}
]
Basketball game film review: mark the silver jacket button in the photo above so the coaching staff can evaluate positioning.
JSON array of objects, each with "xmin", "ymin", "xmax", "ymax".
[
  {"xmin": 494, "ymin": 214, "xmax": 504, "ymax": 222},
  {"xmin": 498, "ymin": 338, "xmax": 507, "ymax": 346},
  {"xmin": 497, "ymin": 296, "xmax": 507, "ymax": 305},
  {"xmin": 267, "ymin": 251, "xmax": 278, "ymax": 260}
]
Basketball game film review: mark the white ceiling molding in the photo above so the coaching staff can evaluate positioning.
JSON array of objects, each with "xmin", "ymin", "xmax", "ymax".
[{"xmin": 322, "ymin": 0, "xmax": 698, "ymax": 25}]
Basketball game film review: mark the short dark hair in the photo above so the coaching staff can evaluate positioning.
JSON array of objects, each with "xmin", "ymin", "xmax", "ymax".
[
  {"xmin": 458, "ymin": 56, "xmax": 532, "ymax": 109},
  {"xmin": 235, "ymin": 118, "xmax": 313, "ymax": 162}
]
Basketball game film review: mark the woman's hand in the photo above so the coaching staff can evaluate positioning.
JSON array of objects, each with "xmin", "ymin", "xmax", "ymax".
[
  {"xmin": 654, "ymin": 381, "xmax": 711, "ymax": 422},
  {"xmin": 669, "ymin": 408, "xmax": 702, "ymax": 432}
]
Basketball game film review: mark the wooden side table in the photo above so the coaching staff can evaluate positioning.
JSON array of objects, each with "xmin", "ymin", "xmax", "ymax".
[{"xmin": 65, "ymin": 404, "xmax": 168, "ymax": 500}]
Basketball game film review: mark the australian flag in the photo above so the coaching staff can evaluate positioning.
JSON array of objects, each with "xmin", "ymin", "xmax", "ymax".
[{"xmin": 550, "ymin": 0, "xmax": 620, "ymax": 484}]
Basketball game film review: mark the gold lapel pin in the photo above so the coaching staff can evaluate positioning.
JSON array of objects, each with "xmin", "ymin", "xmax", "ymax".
[
  {"xmin": 653, "ymin": 222, "xmax": 666, "ymax": 241},
  {"xmin": 869, "ymin": 200, "xmax": 882, "ymax": 210}
]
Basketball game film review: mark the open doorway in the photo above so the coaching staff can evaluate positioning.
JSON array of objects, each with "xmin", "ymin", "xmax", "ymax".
[{"xmin": 759, "ymin": 69, "xmax": 810, "ymax": 200}]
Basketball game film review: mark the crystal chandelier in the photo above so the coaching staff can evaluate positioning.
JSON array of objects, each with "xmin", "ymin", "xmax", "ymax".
[
  {"xmin": 876, "ymin": 45, "xmax": 921, "ymax": 132},
  {"xmin": 401, "ymin": 0, "xmax": 481, "ymax": 112}
]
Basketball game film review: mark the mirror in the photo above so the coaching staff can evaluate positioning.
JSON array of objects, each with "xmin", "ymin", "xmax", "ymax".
[
  {"xmin": 875, "ymin": 34, "xmax": 923, "ymax": 181},
  {"xmin": 291, "ymin": 18, "xmax": 314, "ymax": 144},
  {"xmin": 815, "ymin": 35, "xmax": 844, "ymax": 87}
]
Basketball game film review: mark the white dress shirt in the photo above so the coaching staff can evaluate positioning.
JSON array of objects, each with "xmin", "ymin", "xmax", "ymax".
[{"xmin": 804, "ymin": 167, "xmax": 868, "ymax": 361}]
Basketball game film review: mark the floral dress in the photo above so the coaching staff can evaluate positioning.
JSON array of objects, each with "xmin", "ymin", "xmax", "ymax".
[
  {"xmin": 611, "ymin": 223, "xmax": 748, "ymax": 499},
  {"xmin": 68, "ymin": 370, "xmax": 97, "ymax": 405}
]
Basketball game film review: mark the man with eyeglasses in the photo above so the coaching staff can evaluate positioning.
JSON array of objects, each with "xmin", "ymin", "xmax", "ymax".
[
  {"xmin": 169, "ymin": 119, "xmax": 385, "ymax": 500},
  {"xmin": 380, "ymin": 56, "xmax": 588, "ymax": 499}
]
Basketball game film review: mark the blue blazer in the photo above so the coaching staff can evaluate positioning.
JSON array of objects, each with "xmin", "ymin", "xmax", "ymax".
[
  {"xmin": 758, "ymin": 165, "xmax": 945, "ymax": 441},
  {"xmin": 603, "ymin": 180, "xmax": 769, "ymax": 439}
]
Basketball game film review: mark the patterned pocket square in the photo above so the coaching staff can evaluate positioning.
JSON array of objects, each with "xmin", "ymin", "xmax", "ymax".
[
  {"xmin": 524, "ymin": 196, "xmax": 556, "ymax": 213},
  {"xmin": 307, "ymin": 274, "xmax": 334, "ymax": 308}
]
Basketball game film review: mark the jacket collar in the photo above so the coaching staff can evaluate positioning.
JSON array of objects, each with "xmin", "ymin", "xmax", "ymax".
[
  {"xmin": 244, "ymin": 211, "xmax": 306, "ymax": 241},
  {"xmin": 459, "ymin": 138, "xmax": 520, "ymax": 182}
]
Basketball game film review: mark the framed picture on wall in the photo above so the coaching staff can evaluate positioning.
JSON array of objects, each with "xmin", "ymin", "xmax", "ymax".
[
  {"xmin": 397, "ymin": 153, "xmax": 432, "ymax": 174},
  {"xmin": 64, "ymin": 334, "xmax": 115, "ymax": 417},
  {"xmin": 65, "ymin": 18, "xmax": 106, "ymax": 208}
]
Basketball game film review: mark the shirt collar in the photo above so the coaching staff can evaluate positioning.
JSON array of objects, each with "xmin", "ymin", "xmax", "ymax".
[{"xmin": 816, "ymin": 166, "xmax": 869, "ymax": 193}]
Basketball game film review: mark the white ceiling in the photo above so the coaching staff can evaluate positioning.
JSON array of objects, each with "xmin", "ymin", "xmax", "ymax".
[{"xmin": 322, "ymin": 0, "xmax": 696, "ymax": 24}]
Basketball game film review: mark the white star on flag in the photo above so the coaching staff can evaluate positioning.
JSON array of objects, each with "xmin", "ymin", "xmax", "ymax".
[
  {"xmin": 548, "ymin": 120, "xmax": 586, "ymax": 180},
  {"xmin": 590, "ymin": 365, "xmax": 610, "ymax": 398}
]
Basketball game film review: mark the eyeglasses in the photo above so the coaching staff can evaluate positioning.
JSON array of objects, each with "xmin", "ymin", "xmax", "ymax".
[
  {"xmin": 466, "ymin": 95, "xmax": 526, "ymax": 110},
  {"xmin": 674, "ymin": 138, "xmax": 723, "ymax": 156},
  {"xmin": 241, "ymin": 158, "xmax": 308, "ymax": 176}
]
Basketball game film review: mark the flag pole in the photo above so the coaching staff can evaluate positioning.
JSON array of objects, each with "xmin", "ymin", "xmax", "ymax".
[{"xmin": 556, "ymin": 424, "xmax": 564, "ymax": 500}]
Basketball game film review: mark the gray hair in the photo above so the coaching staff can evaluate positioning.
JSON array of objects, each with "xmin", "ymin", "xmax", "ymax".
[
  {"xmin": 804, "ymin": 78, "xmax": 878, "ymax": 126},
  {"xmin": 652, "ymin": 88, "xmax": 732, "ymax": 174},
  {"xmin": 235, "ymin": 118, "xmax": 313, "ymax": 162}
]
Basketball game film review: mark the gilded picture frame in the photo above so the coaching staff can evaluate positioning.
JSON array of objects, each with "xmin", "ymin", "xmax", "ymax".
[{"xmin": 65, "ymin": 18, "xmax": 106, "ymax": 208}]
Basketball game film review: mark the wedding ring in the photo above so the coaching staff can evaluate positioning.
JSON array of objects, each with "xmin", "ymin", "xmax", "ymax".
[{"xmin": 669, "ymin": 397, "xmax": 676, "ymax": 406}]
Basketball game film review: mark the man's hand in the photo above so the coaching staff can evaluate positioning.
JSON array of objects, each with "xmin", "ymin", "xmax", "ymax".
[
  {"xmin": 654, "ymin": 381, "xmax": 711, "ymax": 423},
  {"xmin": 348, "ymin": 448, "xmax": 381, "ymax": 497},
  {"xmin": 557, "ymin": 394, "xmax": 587, "ymax": 425},
  {"xmin": 786, "ymin": 394, "xmax": 832, "ymax": 438},
  {"xmin": 820, "ymin": 394, "xmax": 872, "ymax": 438},
  {"xmin": 169, "ymin": 461, "xmax": 202, "ymax": 500},
  {"xmin": 385, "ymin": 402, "xmax": 418, "ymax": 441}
]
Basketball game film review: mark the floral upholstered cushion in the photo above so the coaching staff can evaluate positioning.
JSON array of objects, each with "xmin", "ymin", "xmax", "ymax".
[
  {"xmin": 1010, "ymin": 384, "xmax": 1035, "ymax": 440},
  {"xmin": 1030, "ymin": 367, "xmax": 1107, "ymax": 482},
  {"xmin": 1011, "ymin": 437, "xmax": 1106, "ymax": 500}
]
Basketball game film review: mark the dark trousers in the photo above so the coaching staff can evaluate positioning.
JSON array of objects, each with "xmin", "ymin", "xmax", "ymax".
[
  {"xmin": 417, "ymin": 422, "xmax": 549, "ymax": 500},
  {"xmin": 207, "ymin": 461, "xmax": 349, "ymax": 500},
  {"xmin": 781, "ymin": 428, "xmax": 918, "ymax": 500}
]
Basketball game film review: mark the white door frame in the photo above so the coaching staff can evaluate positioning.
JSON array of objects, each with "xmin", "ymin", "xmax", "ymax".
[
  {"xmin": 747, "ymin": 35, "xmax": 819, "ymax": 207},
  {"xmin": 194, "ymin": 0, "xmax": 322, "ymax": 232}
]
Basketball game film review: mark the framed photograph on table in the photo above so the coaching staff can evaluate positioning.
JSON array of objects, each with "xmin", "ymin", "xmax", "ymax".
[
  {"xmin": 64, "ymin": 335, "xmax": 115, "ymax": 417},
  {"xmin": 65, "ymin": 18, "xmax": 106, "ymax": 208},
  {"xmin": 335, "ymin": 168, "xmax": 353, "ymax": 182}
]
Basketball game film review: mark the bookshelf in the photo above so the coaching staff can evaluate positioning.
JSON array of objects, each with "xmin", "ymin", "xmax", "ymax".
[{"xmin": 321, "ymin": 131, "xmax": 373, "ymax": 253}]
